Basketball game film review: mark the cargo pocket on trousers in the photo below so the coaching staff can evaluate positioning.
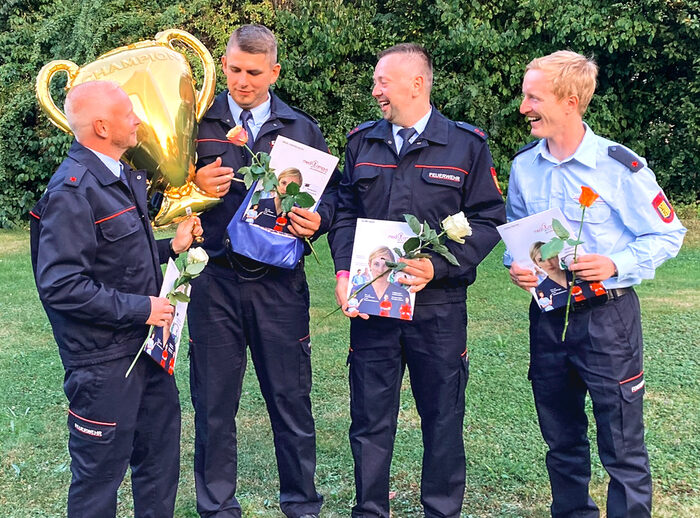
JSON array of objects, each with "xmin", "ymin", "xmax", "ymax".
[
  {"xmin": 67, "ymin": 409, "xmax": 116, "ymax": 444},
  {"xmin": 299, "ymin": 335, "xmax": 312, "ymax": 391},
  {"xmin": 619, "ymin": 372, "xmax": 646, "ymax": 447},
  {"xmin": 456, "ymin": 352, "xmax": 470, "ymax": 412}
]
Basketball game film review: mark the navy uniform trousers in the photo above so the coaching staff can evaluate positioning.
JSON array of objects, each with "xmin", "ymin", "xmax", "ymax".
[
  {"xmin": 529, "ymin": 290, "xmax": 651, "ymax": 518},
  {"xmin": 187, "ymin": 261, "xmax": 322, "ymax": 518},
  {"xmin": 348, "ymin": 300, "xmax": 469, "ymax": 518},
  {"xmin": 64, "ymin": 355, "xmax": 180, "ymax": 518}
]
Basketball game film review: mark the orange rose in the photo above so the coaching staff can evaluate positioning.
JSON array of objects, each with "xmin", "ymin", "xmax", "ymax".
[
  {"xmin": 578, "ymin": 186, "xmax": 599, "ymax": 208},
  {"xmin": 226, "ymin": 125, "xmax": 248, "ymax": 146}
]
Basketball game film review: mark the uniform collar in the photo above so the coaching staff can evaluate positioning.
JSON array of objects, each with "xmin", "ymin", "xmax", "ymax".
[
  {"xmin": 227, "ymin": 92, "xmax": 272, "ymax": 126},
  {"xmin": 535, "ymin": 122, "xmax": 598, "ymax": 169},
  {"xmin": 391, "ymin": 107, "xmax": 432, "ymax": 142},
  {"xmin": 67, "ymin": 141, "xmax": 123, "ymax": 186},
  {"xmin": 365, "ymin": 107, "xmax": 449, "ymax": 145},
  {"xmin": 88, "ymin": 148, "xmax": 122, "ymax": 178},
  {"xmin": 204, "ymin": 89, "xmax": 297, "ymax": 126}
]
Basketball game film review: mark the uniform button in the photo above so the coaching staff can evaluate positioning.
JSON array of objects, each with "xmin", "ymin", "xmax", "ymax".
[
  {"xmin": 416, "ymin": 141, "xmax": 422, "ymax": 145},
  {"xmin": 273, "ymin": 123, "xmax": 278, "ymax": 127},
  {"xmin": 388, "ymin": 140, "xmax": 393, "ymax": 144},
  {"xmin": 136, "ymin": 175, "xmax": 142, "ymax": 180}
]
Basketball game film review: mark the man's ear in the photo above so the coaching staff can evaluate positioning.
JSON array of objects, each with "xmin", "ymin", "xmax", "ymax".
[
  {"xmin": 270, "ymin": 62, "xmax": 281, "ymax": 85},
  {"xmin": 412, "ymin": 74, "xmax": 425, "ymax": 97},
  {"xmin": 566, "ymin": 95, "xmax": 580, "ymax": 114},
  {"xmin": 93, "ymin": 119, "xmax": 109, "ymax": 139}
]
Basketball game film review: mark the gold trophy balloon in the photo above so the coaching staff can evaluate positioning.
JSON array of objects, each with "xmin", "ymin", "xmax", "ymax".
[{"xmin": 36, "ymin": 29, "xmax": 219, "ymax": 227}]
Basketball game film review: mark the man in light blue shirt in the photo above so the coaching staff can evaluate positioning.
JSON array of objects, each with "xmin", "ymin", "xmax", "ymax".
[{"xmin": 506, "ymin": 51, "xmax": 685, "ymax": 518}]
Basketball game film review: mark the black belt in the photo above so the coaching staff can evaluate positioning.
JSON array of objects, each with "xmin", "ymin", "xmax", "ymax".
[
  {"xmin": 570, "ymin": 287, "xmax": 631, "ymax": 312},
  {"xmin": 211, "ymin": 252, "xmax": 271, "ymax": 281}
]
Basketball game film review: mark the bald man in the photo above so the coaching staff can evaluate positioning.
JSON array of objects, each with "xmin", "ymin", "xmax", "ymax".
[{"xmin": 30, "ymin": 81, "xmax": 201, "ymax": 518}]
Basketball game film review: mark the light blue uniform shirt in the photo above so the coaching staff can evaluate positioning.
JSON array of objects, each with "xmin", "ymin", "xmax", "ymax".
[
  {"xmin": 505, "ymin": 123, "xmax": 686, "ymax": 289},
  {"xmin": 391, "ymin": 107, "xmax": 432, "ymax": 154},
  {"xmin": 227, "ymin": 93, "xmax": 271, "ymax": 142},
  {"xmin": 88, "ymin": 148, "xmax": 122, "ymax": 178}
]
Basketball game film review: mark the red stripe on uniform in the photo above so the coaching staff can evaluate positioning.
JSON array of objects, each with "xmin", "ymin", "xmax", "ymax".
[
  {"xmin": 196, "ymin": 138, "xmax": 234, "ymax": 144},
  {"xmin": 68, "ymin": 409, "xmax": 116, "ymax": 427},
  {"xmin": 415, "ymin": 164, "xmax": 469, "ymax": 175},
  {"xmin": 620, "ymin": 371, "xmax": 644, "ymax": 385},
  {"xmin": 355, "ymin": 162, "xmax": 398, "ymax": 169},
  {"xmin": 29, "ymin": 211, "xmax": 40, "ymax": 220},
  {"xmin": 94, "ymin": 206, "xmax": 136, "ymax": 225}
]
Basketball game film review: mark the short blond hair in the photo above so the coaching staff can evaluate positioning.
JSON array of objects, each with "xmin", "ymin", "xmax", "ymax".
[
  {"xmin": 278, "ymin": 167, "xmax": 302, "ymax": 185},
  {"xmin": 526, "ymin": 51, "xmax": 598, "ymax": 115},
  {"xmin": 368, "ymin": 246, "xmax": 395, "ymax": 266}
]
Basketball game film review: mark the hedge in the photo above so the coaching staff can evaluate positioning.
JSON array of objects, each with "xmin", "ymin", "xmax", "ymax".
[{"xmin": 1, "ymin": 0, "xmax": 698, "ymax": 226}]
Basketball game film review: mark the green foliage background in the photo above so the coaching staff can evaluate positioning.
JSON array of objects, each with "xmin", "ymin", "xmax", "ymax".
[{"xmin": 1, "ymin": 0, "xmax": 698, "ymax": 226}]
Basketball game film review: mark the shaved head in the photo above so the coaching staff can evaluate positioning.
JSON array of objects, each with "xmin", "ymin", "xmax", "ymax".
[
  {"xmin": 63, "ymin": 81, "xmax": 140, "ymax": 159},
  {"xmin": 65, "ymin": 81, "xmax": 122, "ymax": 141}
]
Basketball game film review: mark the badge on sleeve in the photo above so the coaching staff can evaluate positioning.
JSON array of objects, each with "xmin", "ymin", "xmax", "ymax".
[
  {"xmin": 490, "ymin": 167, "xmax": 502, "ymax": 194},
  {"xmin": 652, "ymin": 191, "xmax": 675, "ymax": 223}
]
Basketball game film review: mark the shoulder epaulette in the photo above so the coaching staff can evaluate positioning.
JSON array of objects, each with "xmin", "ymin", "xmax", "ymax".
[
  {"xmin": 455, "ymin": 121, "xmax": 488, "ymax": 140},
  {"xmin": 512, "ymin": 140, "xmax": 539, "ymax": 160},
  {"xmin": 62, "ymin": 163, "xmax": 87, "ymax": 187},
  {"xmin": 347, "ymin": 120, "xmax": 377, "ymax": 139},
  {"xmin": 291, "ymin": 106, "xmax": 320, "ymax": 126},
  {"xmin": 608, "ymin": 145, "xmax": 644, "ymax": 172}
]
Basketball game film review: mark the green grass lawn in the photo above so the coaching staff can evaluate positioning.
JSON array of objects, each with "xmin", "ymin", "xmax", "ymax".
[{"xmin": 0, "ymin": 219, "xmax": 698, "ymax": 517}]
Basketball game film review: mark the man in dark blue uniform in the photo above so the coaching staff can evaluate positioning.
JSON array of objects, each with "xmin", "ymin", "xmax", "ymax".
[
  {"xmin": 30, "ymin": 81, "xmax": 201, "ymax": 518},
  {"xmin": 329, "ymin": 43, "xmax": 505, "ymax": 518},
  {"xmin": 187, "ymin": 25, "xmax": 337, "ymax": 518},
  {"xmin": 506, "ymin": 51, "xmax": 686, "ymax": 517}
]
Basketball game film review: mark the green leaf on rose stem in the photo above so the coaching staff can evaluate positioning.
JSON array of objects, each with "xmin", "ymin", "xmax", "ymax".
[
  {"xmin": 173, "ymin": 276, "xmax": 189, "ymax": 290},
  {"xmin": 392, "ymin": 262, "xmax": 407, "ymax": 272},
  {"xmin": 260, "ymin": 152, "xmax": 271, "ymax": 168},
  {"xmin": 404, "ymin": 214, "xmax": 422, "ymax": 235},
  {"xmin": 238, "ymin": 166, "xmax": 250, "ymax": 176},
  {"xmin": 169, "ymin": 291, "xmax": 191, "ymax": 303},
  {"xmin": 285, "ymin": 181, "xmax": 300, "ymax": 195},
  {"xmin": 295, "ymin": 192, "xmax": 316, "ymax": 208},
  {"xmin": 263, "ymin": 175, "xmax": 277, "ymax": 192},
  {"xmin": 251, "ymin": 163, "xmax": 265, "ymax": 176},
  {"xmin": 251, "ymin": 190, "xmax": 261, "ymax": 206},
  {"xmin": 281, "ymin": 196, "xmax": 295, "ymax": 214},
  {"xmin": 432, "ymin": 243, "xmax": 449, "ymax": 255},
  {"xmin": 567, "ymin": 238, "xmax": 584, "ymax": 246},
  {"xmin": 185, "ymin": 262, "xmax": 206, "ymax": 275},
  {"xmin": 440, "ymin": 249, "xmax": 460, "ymax": 266},
  {"xmin": 552, "ymin": 218, "xmax": 570, "ymax": 239},
  {"xmin": 403, "ymin": 237, "xmax": 420, "ymax": 254},
  {"xmin": 385, "ymin": 261, "xmax": 398, "ymax": 268},
  {"xmin": 393, "ymin": 247, "xmax": 404, "ymax": 259},
  {"xmin": 540, "ymin": 238, "xmax": 564, "ymax": 260},
  {"xmin": 413, "ymin": 252, "xmax": 431, "ymax": 259},
  {"xmin": 244, "ymin": 172, "xmax": 255, "ymax": 190}
]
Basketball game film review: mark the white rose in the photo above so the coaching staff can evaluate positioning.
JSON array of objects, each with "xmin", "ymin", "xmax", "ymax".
[
  {"xmin": 441, "ymin": 212, "xmax": 472, "ymax": 244},
  {"xmin": 187, "ymin": 247, "xmax": 209, "ymax": 265}
]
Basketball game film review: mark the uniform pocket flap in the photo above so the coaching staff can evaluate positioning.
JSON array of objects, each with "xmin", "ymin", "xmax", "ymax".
[
  {"xmin": 196, "ymin": 140, "xmax": 231, "ymax": 159},
  {"xmin": 563, "ymin": 199, "xmax": 610, "ymax": 223},
  {"xmin": 96, "ymin": 206, "xmax": 140, "ymax": 242},
  {"xmin": 68, "ymin": 409, "xmax": 116, "ymax": 443},
  {"xmin": 620, "ymin": 372, "xmax": 645, "ymax": 402}
]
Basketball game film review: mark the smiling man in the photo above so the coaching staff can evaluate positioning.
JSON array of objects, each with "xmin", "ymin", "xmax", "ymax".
[
  {"xmin": 186, "ymin": 25, "xmax": 337, "ymax": 518},
  {"xmin": 506, "ymin": 51, "xmax": 686, "ymax": 518},
  {"xmin": 30, "ymin": 81, "xmax": 201, "ymax": 518},
  {"xmin": 329, "ymin": 43, "xmax": 505, "ymax": 518}
]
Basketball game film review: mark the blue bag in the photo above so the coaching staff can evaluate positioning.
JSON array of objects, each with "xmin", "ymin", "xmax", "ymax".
[{"xmin": 225, "ymin": 186, "xmax": 305, "ymax": 269}]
